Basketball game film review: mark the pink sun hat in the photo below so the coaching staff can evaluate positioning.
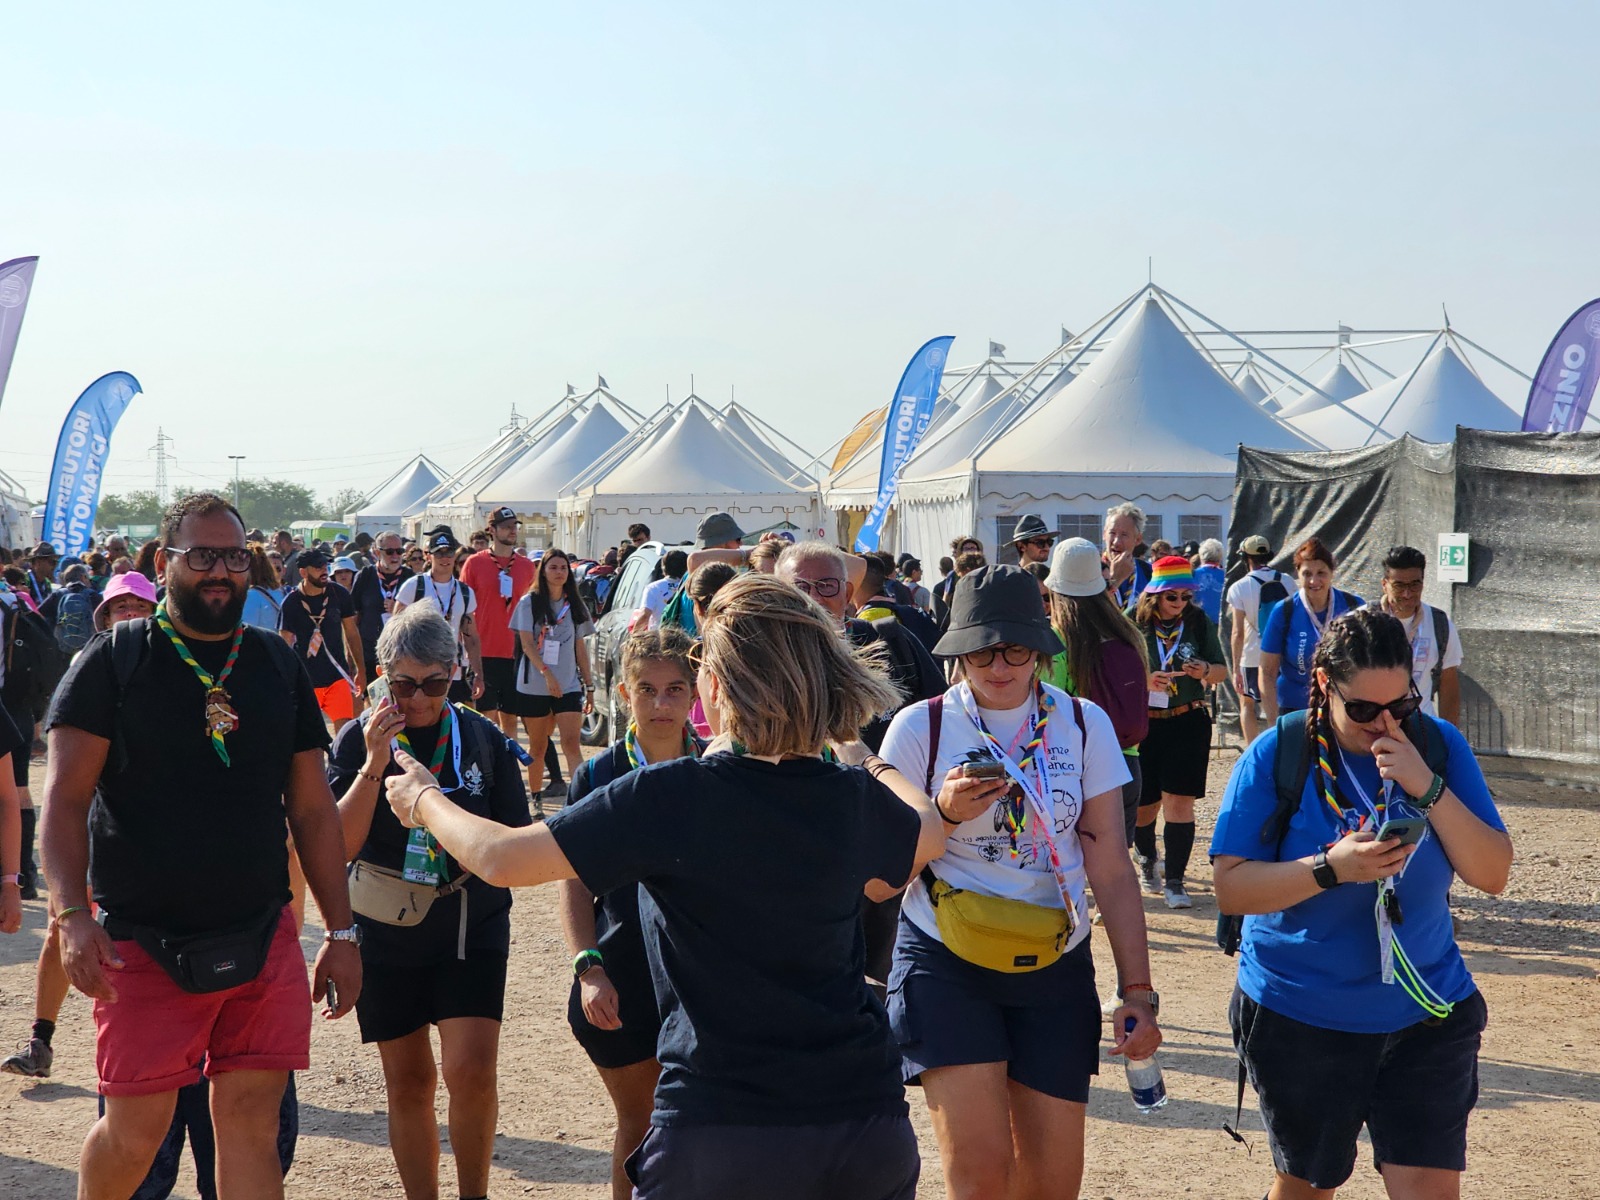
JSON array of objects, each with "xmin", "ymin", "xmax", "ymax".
[{"xmin": 94, "ymin": 571, "xmax": 159, "ymax": 631}]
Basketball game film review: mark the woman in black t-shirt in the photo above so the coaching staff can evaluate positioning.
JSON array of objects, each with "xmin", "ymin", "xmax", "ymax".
[
  {"xmin": 560, "ymin": 626, "xmax": 702, "ymax": 1200},
  {"xmin": 385, "ymin": 574, "xmax": 1005, "ymax": 1200},
  {"xmin": 328, "ymin": 602, "xmax": 530, "ymax": 1200}
]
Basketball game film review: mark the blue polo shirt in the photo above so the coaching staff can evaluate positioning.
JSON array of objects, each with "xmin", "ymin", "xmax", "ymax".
[
  {"xmin": 1209, "ymin": 720, "xmax": 1503, "ymax": 1033},
  {"xmin": 1259, "ymin": 588, "xmax": 1362, "ymax": 711}
]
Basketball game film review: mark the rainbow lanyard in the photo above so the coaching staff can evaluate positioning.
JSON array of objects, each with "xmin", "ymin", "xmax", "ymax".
[
  {"xmin": 623, "ymin": 721, "xmax": 699, "ymax": 772},
  {"xmin": 155, "ymin": 603, "xmax": 244, "ymax": 766},
  {"xmin": 957, "ymin": 682, "xmax": 1051, "ymax": 858},
  {"xmin": 396, "ymin": 704, "xmax": 455, "ymax": 882},
  {"xmin": 1154, "ymin": 618, "xmax": 1183, "ymax": 680}
]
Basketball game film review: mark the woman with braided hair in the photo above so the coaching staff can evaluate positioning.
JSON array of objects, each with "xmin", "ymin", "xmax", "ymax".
[{"xmin": 1210, "ymin": 607, "xmax": 1512, "ymax": 1199}]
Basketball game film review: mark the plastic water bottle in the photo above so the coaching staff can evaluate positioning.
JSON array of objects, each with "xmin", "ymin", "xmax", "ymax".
[{"xmin": 1123, "ymin": 1017, "xmax": 1168, "ymax": 1112}]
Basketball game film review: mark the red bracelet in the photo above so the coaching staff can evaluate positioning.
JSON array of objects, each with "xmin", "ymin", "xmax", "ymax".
[{"xmin": 1119, "ymin": 981, "xmax": 1154, "ymax": 995}]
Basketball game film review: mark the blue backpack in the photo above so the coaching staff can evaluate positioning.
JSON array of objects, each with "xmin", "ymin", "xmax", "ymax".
[{"xmin": 53, "ymin": 585, "xmax": 97, "ymax": 654}]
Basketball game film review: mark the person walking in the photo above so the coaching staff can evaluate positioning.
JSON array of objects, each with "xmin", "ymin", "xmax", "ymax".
[
  {"xmin": 1259, "ymin": 537, "xmax": 1363, "ymax": 725},
  {"xmin": 40, "ymin": 492, "xmax": 361, "ymax": 1200},
  {"xmin": 878, "ymin": 565, "xmax": 1161, "ymax": 1200},
  {"xmin": 329, "ymin": 603, "xmax": 530, "ymax": 1200},
  {"xmin": 242, "ymin": 543, "xmax": 286, "ymax": 632},
  {"xmin": 1129, "ymin": 557, "xmax": 1228, "ymax": 907},
  {"xmin": 560, "ymin": 627, "xmax": 702, "ymax": 1200},
  {"xmin": 349, "ymin": 532, "xmax": 414, "ymax": 681},
  {"xmin": 509, "ymin": 550, "xmax": 595, "ymax": 810},
  {"xmin": 1211, "ymin": 608, "xmax": 1511, "ymax": 1198},
  {"xmin": 279, "ymin": 548, "xmax": 366, "ymax": 734},
  {"xmin": 394, "ymin": 533, "xmax": 485, "ymax": 705},
  {"xmin": 1372, "ymin": 545, "xmax": 1463, "ymax": 726},
  {"xmin": 1225, "ymin": 534, "xmax": 1288, "ymax": 745}
]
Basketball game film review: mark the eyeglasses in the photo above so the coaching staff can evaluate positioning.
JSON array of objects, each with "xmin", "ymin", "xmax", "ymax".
[
  {"xmin": 687, "ymin": 641, "xmax": 705, "ymax": 674},
  {"xmin": 1160, "ymin": 591, "xmax": 1193, "ymax": 603},
  {"xmin": 1330, "ymin": 682, "xmax": 1423, "ymax": 725},
  {"xmin": 169, "ymin": 546, "xmax": 252, "ymax": 573},
  {"xmin": 965, "ymin": 644, "xmax": 1037, "ymax": 667},
  {"xmin": 791, "ymin": 577, "xmax": 843, "ymax": 599},
  {"xmin": 405, "ymin": 553, "xmax": 426, "ymax": 563},
  {"xmin": 1021, "ymin": 538, "xmax": 1054, "ymax": 549},
  {"xmin": 387, "ymin": 676, "xmax": 452, "ymax": 699},
  {"xmin": 1386, "ymin": 579, "xmax": 1424, "ymax": 593}
]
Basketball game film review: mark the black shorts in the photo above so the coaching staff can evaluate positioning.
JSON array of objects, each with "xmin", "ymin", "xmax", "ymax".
[
  {"xmin": 567, "ymin": 960, "xmax": 662, "ymax": 1070},
  {"xmin": 521, "ymin": 691, "xmax": 584, "ymax": 718},
  {"xmin": 5, "ymin": 698, "xmax": 30, "ymax": 788},
  {"xmin": 448, "ymin": 678, "xmax": 473, "ymax": 706},
  {"xmin": 1231, "ymin": 987, "xmax": 1488, "ymax": 1189},
  {"xmin": 888, "ymin": 917, "xmax": 1100, "ymax": 1103},
  {"xmin": 1139, "ymin": 706, "xmax": 1211, "ymax": 803},
  {"xmin": 1240, "ymin": 666, "xmax": 1262, "ymax": 701},
  {"xmin": 355, "ymin": 953, "xmax": 508, "ymax": 1044},
  {"xmin": 476, "ymin": 658, "xmax": 529, "ymax": 717}
]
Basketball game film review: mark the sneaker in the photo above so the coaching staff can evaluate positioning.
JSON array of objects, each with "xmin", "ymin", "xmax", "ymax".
[
  {"xmin": 1138, "ymin": 856, "xmax": 1162, "ymax": 894},
  {"xmin": 542, "ymin": 779, "xmax": 568, "ymax": 798},
  {"xmin": 1100, "ymin": 995, "xmax": 1121, "ymax": 1019},
  {"xmin": 1163, "ymin": 881, "xmax": 1193, "ymax": 910},
  {"xmin": 1, "ymin": 1038, "xmax": 53, "ymax": 1078}
]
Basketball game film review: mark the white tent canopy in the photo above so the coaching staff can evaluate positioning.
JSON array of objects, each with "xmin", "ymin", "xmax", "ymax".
[
  {"xmin": 715, "ymin": 402, "xmax": 816, "ymax": 486},
  {"xmin": 558, "ymin": 398, "xmax": 821, "ymax": 557},
  {"xmin": 1291, "ymin": 340, "xmax": 1520, "ymax": 448},
  {"xmin": 1276, "ymin": 359, "xmax": 1370, "ymax": 420},
  {"xmin": 895, "ymin": 291, "xmax": 1316, "ymax": 560},
  {"xmin": 346, "ymin": 456, "xmax": 448, "ymax": 536},
  {"xmin": 472, "ymin": 402, "xmax": 634, "ymax": 538}
]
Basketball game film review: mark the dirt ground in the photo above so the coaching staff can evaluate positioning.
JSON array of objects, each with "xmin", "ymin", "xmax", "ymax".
[{"xmin": 2, "ymin": 740, "xmax": 1598, "ymax": 1199}]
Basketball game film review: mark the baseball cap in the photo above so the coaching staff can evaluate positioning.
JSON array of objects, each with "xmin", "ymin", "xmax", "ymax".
[
  {"xmin": 1240, "ymin": 535, "xmax": 1272, "ymax": 556},
  {"xmin": 298, "ymin": 548, "xmax": 330, "ymax": 569},
  {"xmin": 488, "ymin": 506, "xmax": 519, "ymax": 527},
  {"xmin": 428, "ymin": 533, "xmax": 458, "ymax": 552}
]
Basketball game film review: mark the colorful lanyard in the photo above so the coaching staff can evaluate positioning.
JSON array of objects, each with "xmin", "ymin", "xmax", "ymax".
[
  {"xmin": 956, "ymin": 682, "xmax": 1051, "ymax": 859},
  {"xmin": 395, "ymin": 704, "xmax": 457, "ymax": 883},
  {"xmin": 1300, "ymin": 589, "xmax": 1338, "ymax": 639},
  {"xmin": 1154, "ymin": 619, "xmax": 1183, "ymax": 672},
  {"xmin": 155, "ymin": 603, "xmax": 245, "ymax": 767},
  {"xmin": 623, "ymin": 721, "xmax": 699, "ymax": 771}
]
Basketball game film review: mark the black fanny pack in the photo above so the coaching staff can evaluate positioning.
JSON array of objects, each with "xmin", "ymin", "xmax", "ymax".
[{"xmin": 101, "ymin": 905, "xmax": 283, "ymax": 995}]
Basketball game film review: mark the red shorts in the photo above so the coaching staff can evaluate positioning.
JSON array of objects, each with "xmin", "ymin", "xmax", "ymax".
[
  {"xmin": 94, "ymin": 907, "xmax": 311, "ymax": 1097},
  {"xmin": 313, "ymin": 681, "xmax": 355, "ymax": 722}
]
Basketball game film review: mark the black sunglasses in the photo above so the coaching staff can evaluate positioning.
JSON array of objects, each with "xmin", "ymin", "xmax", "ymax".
[
  {"xmin": 387, "ymin": 676, "xmax": 452, "ymax": 699},
  {"xmin": 1022, "ymin": 538, "xmax": 1055, "ymax": 549},
  {"xmin": 1331, "ymin": 681, "xmax": 1423, "ymax": 725},
  {"xmin": 966, "ymin": 644, "xmax": 1037, "ymax": 668}
]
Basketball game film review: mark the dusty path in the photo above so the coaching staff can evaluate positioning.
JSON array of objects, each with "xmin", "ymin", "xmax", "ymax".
[{"xmin": 2, "ymin": 745, "xmax": 1597, "ymax": 1198}]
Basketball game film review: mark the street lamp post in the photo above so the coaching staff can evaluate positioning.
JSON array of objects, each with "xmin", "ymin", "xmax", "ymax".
[{"xmin": 228, "ymin": 455, "xmax": 246, "ymax": 513}]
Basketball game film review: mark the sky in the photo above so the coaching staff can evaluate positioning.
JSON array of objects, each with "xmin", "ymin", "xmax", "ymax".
[{"xmin": 1, "ymin": 1, "xmax": 1595, "ymax": 506}]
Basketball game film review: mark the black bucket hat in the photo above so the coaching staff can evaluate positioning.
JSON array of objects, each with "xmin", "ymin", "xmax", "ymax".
[{"xmin": 933, "ymin": 564, "xmax": 1064, "ymax": 659}]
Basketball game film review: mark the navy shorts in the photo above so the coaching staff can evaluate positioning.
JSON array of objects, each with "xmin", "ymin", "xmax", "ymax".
[
  {"xmin": 1231, "ymin": 986, "xmax": 1488, "ymax": 1189},
  {"xmin": 888, "ymin": 917, "xmax": 1100, "ymax": 1103},
  {"xmin": 625, "ymin": 1112, "xmax": 918, "ymax": 1200},
  {"xmin": 1240, "ymin": 666, "xmax": 1261, "ymax": 701},
  {"xmin": 355, "ymin": 953, "xmax": 508, "ymax": 1044}
]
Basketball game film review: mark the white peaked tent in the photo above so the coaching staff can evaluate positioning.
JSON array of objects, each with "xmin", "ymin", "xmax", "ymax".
[
  {"xmin": 346, "ymin": 456, "xmax": 448, "ymax": 536},
  {"xmin": 417, "ymin": 415, "xmax": 576, "ymax": 537},
  {"xmin": 557, "ymin": 398, "xmax": 822, "ymax": 557},
  {"xmin": 0, "ymin": 466, "xmax": 30, "ymax": 548},
  {"xmin": 894, "ymin": 293, "xmax": 1316, "ymax": 558},
  {"xmin": 472, "ymin": 402, "xmax": 634, "ymax": 543},
  {"xmin": 1234, "ymin": 369, "xmax": 1270, "ymax": 408},
  {"xmin": 714, "ymin": 403, "xmax": 816, "ymax": 486},
  {"xmin": 1276, "ymin": 360, "xmax": 1370, "ymax": 420},
  {"xmin": 1291, "ymin": 339, "xmax": 1520, "ymax": 448}
]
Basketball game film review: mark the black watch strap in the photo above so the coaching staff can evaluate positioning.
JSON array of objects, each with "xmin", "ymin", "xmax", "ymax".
[{"xmin": 1312, "ymin": 850, "xmax": 1340, "ymax": 890}]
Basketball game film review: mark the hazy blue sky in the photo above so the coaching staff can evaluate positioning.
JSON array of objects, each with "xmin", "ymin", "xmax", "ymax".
[{"xmin": 1, "ymin": 1, "xmax": 1593, "ymax": 503}]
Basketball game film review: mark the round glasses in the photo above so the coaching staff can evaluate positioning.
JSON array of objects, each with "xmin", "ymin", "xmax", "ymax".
[
  {"xmin": 791, "ymin": 577, "xmax": 843, "ymax": 599},
  {"xmin": 965, "ymin": 644, "xmax": 1037, "ymax": 667},
  {"xmin": 169, "ymin": 546, "xmax": 252, "ymax": 573}
]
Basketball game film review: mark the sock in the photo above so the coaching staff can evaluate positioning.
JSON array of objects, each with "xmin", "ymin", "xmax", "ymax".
[
  {"xmin": 1132, "ymin": 822, "xmax": 1158, "ymax": 863},
  {"xmin": 32, "ymin": 1018, "xmax": 55, "ymax": 1047},
  {"xmin": 1163, "ymin": 821, "xmax": 1196, "ymax": 883},
  {"xmin": 19, "ymin": 808, "xmax": 36, "ymax": 880}
]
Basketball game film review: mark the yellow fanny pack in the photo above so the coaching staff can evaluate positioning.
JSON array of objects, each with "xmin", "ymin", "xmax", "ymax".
[{"xmin": 922, "ymin": 868, "xmax": 1070, "ymax": 973}]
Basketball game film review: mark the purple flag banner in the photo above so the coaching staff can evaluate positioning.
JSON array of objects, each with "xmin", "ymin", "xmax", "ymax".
[
  {"xmin": 0, "ymin": 256, "xmax": 39, "ymax": 414},
  {"xmin": 1522, "ymin": 298, "xmax": 1600, "ymax": 433}
]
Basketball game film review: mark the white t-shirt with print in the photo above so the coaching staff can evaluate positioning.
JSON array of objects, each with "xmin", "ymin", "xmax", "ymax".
[
  {"xmin": 395, "ymin": 574, "xmax": 478, "ymax": 680},
  {"xmin": 1226, "ymin": 568, "xmax": 1289, "ymax": 667},
  {"xmin": 1382, "ymin": 603, "xmax": 1464, "ymax": 718},
  {"xmin": 879, "ymin": 682, "xmax": 1131, "ymax": 955},
  {"xmin": 640, "ymin": 576, "xmax": 681, "ymax": 631}
]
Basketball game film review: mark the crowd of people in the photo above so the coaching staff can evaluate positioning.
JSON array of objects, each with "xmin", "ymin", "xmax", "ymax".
[{"xmin": 0, "ymin": 492, "xmax": 1510, "ymax": 1200}]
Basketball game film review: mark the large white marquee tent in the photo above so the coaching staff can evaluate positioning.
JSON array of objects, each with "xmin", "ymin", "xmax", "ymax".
[{"xmin": 345, "ymin": 455, "xmax": 448, "ymax": 536}]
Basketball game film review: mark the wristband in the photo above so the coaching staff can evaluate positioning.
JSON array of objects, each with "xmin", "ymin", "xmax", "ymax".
[
  {"xmin": 934, "ymin": 792, "xmax": 962, "ymax": 825},
  {"xmin": 406, "ymin": 784, "xmax": 443, "ymax": 830},
  {"xmin": 573, "ymin": 949, "xmax": 604, "ymax": 979},
  {"xmin": 0, "ymin": 873, "xmax": 19, "ymax": 887},
  {"xmin": 53, "ymin": 905, "xmax": 92, "ymax": 926},
  {"xmin": 1412, "ymin": 773, "xmax": 1446, "ymax": 810},
  {"xmin": 358, "ymin": 768, "xmax": 384, "ymax": 786}
]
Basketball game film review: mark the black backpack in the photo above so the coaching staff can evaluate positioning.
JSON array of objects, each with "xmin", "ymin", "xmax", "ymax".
[
  {"xmin": 4, "ymin": 601, "xmax": 70, "ymax": 721},
  {"xmin": 1423, "ymin": 605, "xmax": 1452, "ymax": 700}
]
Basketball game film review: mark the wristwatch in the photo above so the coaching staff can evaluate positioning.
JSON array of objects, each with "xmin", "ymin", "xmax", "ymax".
[
  {"xmin": 1312, "ymin": 850, "xmax": 1341, "ymax": 890},
  {"xmin": 1119, "ymin": 985, "xmax": 1160, "ymax": 1016},
  {"xmin": 0, "ymin": 874, "xmax": 19, "ymax": 887},
  {"xmin": 573, "ymin": 948, "xmax": 605, "ymax": 979},
  {"xmin": 325, "ymin": 926, "xmax": 364, "ymax": 946}
]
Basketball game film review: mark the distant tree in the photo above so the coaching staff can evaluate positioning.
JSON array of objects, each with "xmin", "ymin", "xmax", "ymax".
[
  {"xmin": 235, "ymin": 478, "xmax": 319, "ymax": 531},
  {"xmin": 323, "ymin": 487, "xmax": 368, "ymax": 521},
  {"xmin": 97, "ymin": 490, "xmax": 164, "ymax": 529}
]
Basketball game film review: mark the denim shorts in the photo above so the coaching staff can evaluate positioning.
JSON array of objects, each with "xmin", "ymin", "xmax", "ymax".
[
  {"xmin": 888, "ymin": 917, "xmax": 1100, "ymax": 1103},
  {"xmin": 1231, "ymin": 986, "xmax": 1488, "ymax": 1189}
]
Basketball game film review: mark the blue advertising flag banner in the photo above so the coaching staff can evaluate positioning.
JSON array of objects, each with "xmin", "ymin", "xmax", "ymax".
[
  {"xmin": 0, "ymin": 256, "xmax": 39, "ymax": 415},
  {"xmin": 1522, "ymin": 298, "xmax": 1600, "ymax": 433},
  {"xmin": 855, "ymin": 335, "xmax": 955, "ymax": 553},
  {"xmin": 43, "ymin": 372, "xmax": 143, "ymax": 556}
]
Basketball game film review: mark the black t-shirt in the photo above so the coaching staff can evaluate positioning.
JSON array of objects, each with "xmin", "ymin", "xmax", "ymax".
[
  {"xmin": 349, "ymin": 566, "xmax": 413, "ymax": 670},
  {"xmin": 280, "ymin": 583, "xmax": 357, "ymax": 688},
  {"xmin": 329, "ymin": 704, "xmax": 530, "ymax": 964},
  {"xmin": 546, "ymin": 753, "xmax": 920, "ymax": 1128},
  {"xmin": 45, "ymin": 622, "xmax": 329, "ymax": 934}
]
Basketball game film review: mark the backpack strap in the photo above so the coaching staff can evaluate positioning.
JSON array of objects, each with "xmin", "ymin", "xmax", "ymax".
[
  {"xmin": 1267, "ymin": 711, "xmax": 1314, "ymax": 850},
  {"xmin": 923, "ymin": 694, "xmax": 944, "ymax": 796},
  {"xmin": 1428, "ymin": 605, "xmax": 1450, "ymax": 698}
]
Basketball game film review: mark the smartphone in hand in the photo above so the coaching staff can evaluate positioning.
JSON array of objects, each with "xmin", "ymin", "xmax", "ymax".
[
  {"xmin": 1375, "ymin": 817, "xmax": 1428, "ymax": 847},
  {"xmin": 961, "ymin": 760, "xmax": 1009, "ymax": 781}
]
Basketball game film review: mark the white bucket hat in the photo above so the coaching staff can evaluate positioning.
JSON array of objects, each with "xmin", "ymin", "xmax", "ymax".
[{"xmin": 1044, "ymin": 537, "xmax": 1106, "ymax": 598}]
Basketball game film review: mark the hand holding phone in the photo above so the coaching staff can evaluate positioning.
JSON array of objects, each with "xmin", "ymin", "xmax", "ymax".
[
  {"xmin": 1375, "ymin": 817, "xmax": 1428, "ymax": 847},
  {"xmin": 960, "ymin": 760, "xmax": 1009, "ymax": 781}
]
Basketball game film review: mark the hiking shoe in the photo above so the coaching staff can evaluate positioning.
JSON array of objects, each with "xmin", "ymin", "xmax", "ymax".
[
  {"xmin": 1163, "ymin": 882, "xmax": 1193, "ymax": 910},
  {"xmin": 1, "ymin": 1038, "xmax": 53, "ymax": 1078},
  {"xmin": 1138, "ymin": 856, "xmax": 1162, "ymax": 894}
]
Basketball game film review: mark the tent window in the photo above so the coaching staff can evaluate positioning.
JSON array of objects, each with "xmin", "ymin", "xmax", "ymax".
[
  {"xmin": 995, "ymin": 517, "xmax": 1020, "ymax": 564},
  {"xmin": 1142, "ymin": 515, "xmax": 1164, "ymax": 547},
  {"xmin": 1056, "ymin": 515, "xmax": 1100, "ymax": 543},
  {"xmin": 1178, "ymin": 515, "xmax": 1221, "ymax": 546}
]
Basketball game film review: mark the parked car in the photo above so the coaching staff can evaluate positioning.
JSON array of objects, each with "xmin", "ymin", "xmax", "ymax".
[{"xmin": 580, "ymin": 540, "xmax": 663, "ymax": 746}]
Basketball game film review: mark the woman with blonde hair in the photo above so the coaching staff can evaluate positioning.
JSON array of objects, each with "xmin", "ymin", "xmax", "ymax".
[{"xmin": 385, "ymin": 574, "xmax": 1003, "ymax": 1199}]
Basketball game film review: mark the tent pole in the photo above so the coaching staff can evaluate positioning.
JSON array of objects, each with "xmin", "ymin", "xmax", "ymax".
[
  {"xmin": 1449, "ymin": 333, "xmax": 1535, "ymax": 383},
  {"xmin": 1360, "ymin": 330, "xmax": 1444, "ymax": 448}
]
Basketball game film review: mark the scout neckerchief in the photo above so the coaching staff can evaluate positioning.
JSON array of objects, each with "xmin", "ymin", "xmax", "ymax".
[
  {"xmin": 1114, "ymin": 571, "xmax": 1137, "ymax": 609},
  {"xmin": 955, "ymin": 681, "xmax": 1078, "ymax": 932},
  {"xmin": 155, "ymin": 602, "xmax": 244, "ymax": 766},
  {"xmin": 396, "ymin": 703, "xmax": 458, "ymax": 886},
  {"xmin": 727, "ymin": 740, "xmax": 839, "ymax": 764},
  {"xmin": 1154, "ymin": 614, "xmax": 1184, "ymax": 693},
  {"xmin": 1299, "ymin": 588, "xmax": 1340, "ymax": 640},
  {"xmin": 623, "ymin": 721, "xmax": 700, "ymax": 771},
  {"xmin": 299, "ymin": 584, "xmax": 360, "ymax": 695}
]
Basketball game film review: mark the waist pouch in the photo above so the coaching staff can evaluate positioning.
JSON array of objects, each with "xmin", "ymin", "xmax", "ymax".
[
  {"xmin": 921, "ymin": 867, "xmax": 1068, "ymax": 973},
  {"xmin": 101, "ymin": 905, "xmax": 282, "ymax": 995},
  {"xmin": 348, "ymin": 859, "xmax": 469, "ymax": 927}
]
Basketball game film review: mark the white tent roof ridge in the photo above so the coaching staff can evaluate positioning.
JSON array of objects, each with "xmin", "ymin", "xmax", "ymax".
[
  {"xmin": 475, "ymin": 402, "xmax": 635, "ymax": 512},
  {"xmin": 714, "ymin": 401, "xmax": 817, "ymax": 486},
  {"xmin": 1275, "ymin": 358, "xmax": 1375, "ymax": 419},
  {"xmin": 560, "ymin": 400, "xmax": 684, "ymax": 497},
  {"xmin": 591, "ymin": 400, "xmax": 810, "ymax": 499}
]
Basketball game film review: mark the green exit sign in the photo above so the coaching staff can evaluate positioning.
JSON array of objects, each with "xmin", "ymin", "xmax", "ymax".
[{"xmin": 1437, "ymin": 533, "xmax": 1469, "ymax": 583}]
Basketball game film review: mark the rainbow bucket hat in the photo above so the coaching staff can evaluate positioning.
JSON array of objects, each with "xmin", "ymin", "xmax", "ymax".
[{"xmin": 1145, "ymin": 556, "xmax": 1196, "ymax": 593}]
